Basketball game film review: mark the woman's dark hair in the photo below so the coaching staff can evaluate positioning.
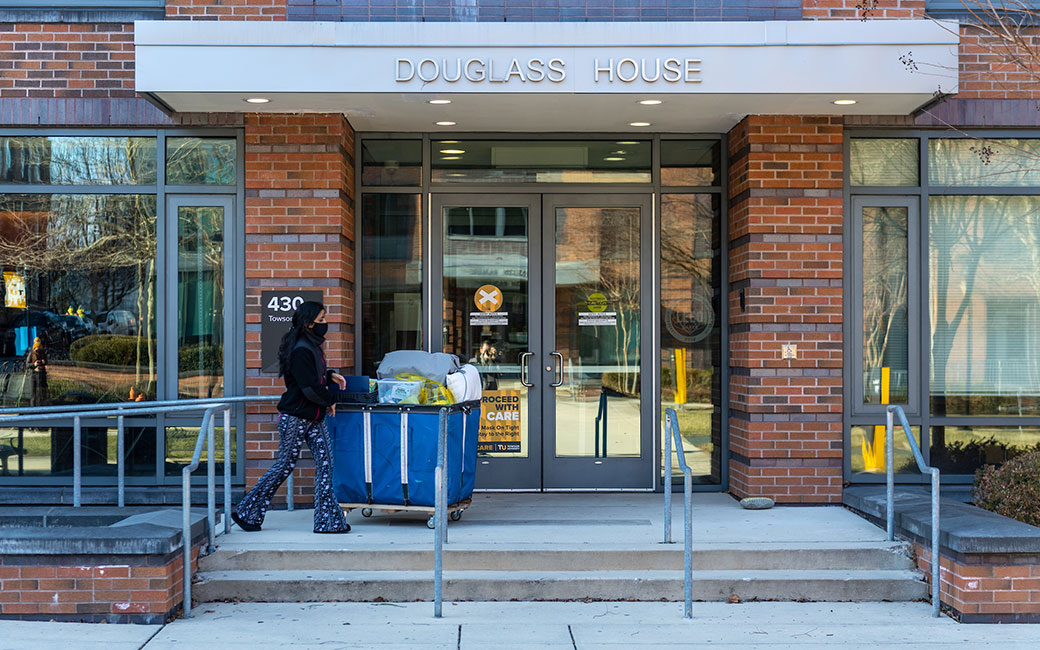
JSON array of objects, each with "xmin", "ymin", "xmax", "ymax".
[{"xmin": 277, "ymin": 300, "xmax": 325, "ymax": 377}]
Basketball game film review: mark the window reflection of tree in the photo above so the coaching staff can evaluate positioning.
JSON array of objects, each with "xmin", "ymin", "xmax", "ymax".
[
  {"xmin": 0, "ymin": 194, "xmax": 157, "ymax": 402},
  {"xmin": 862, "ymin": 207, "xmax": 908, "ymax": 404},
  {"xmin": 178, "ymin": 206, "xmax": 224, "ymax": 399}
]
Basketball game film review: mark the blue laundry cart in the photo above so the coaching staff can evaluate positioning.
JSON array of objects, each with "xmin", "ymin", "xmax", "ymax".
[{"xmin": 329, "ymin": 400, "xmax": 480, "ymax": 528}]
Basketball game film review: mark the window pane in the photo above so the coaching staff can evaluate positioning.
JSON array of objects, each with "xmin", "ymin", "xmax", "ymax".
[
  {"xmin": 0, "ymin": 424, "xmax": 155, "ymax": 478},
  {"xmin": 930, "ymin": 195, "xmax": 1040, "ymax": 416},
  {"xmin": 164, "ymin": 423, "xmax": 235, "ymax": 476},
  {"xmin": 850, "ymin": 424, "xmax": 922, "ymax": 475},
  {"xmin": 0, "ymin": 194, "xmax": 157, "ymax": 406},
  {"xmin": 177, "ymin": 205, "xmax": 224, "ymax": 399},
  {"xmin": 360, "ymin": 194, "xmax": 422, "ymax": 377},
  {"xmin": 929, "ymin": 138, "xmax": 1040, "ymax": 186},
  {"xmin": 166, "ymin": 137, "xmax": 236, "ymax": 185},
  {"xmin": 431, "ymin": 140, "xmax": 651, "ymax": 183},
  {"xmin": 862, "ymin": 206, "xmax": 909, "ymax": 405},
  {"xmin": 361, "ymin": 140, "xmax": 422, "ymax": 186},
  {"xmin": 850, "ymin": 139, "xmax": 918, "ymax": 186},
  {"xmin": 661, "ymin": 140, "xmax": 720, "ymax": 186},
  {"xmin": 0, "ymin": 136, "xmax": 157, "ymax": 185},
  {"xmin": 660, "ymin": 194, "xmax": 721, "ymax": 484},
  {"xmin": 930, "ymin": 425, "xmax": 1040, "ymax": 475}
]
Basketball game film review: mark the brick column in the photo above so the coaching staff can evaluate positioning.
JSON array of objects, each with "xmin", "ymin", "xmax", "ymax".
[
  {"xmin": 726, "ymin": 115, "xmax": 844, "ymax": 504},
  {"xmin": 243, "ymin": 113, "xmax": 355, "ymax": 506}
]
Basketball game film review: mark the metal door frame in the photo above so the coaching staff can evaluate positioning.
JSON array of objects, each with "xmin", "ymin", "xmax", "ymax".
[{"xmin": 541, "ymin": 193, "xmax": 655, "ymax": 490}]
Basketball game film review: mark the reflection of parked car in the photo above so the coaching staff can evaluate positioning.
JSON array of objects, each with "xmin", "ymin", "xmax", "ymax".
[
  {"xmin": 56, "ymin": 315, "xmax": 97, "ymax": 341},
  {"xmin": 0, "ymin": 311, "xmax": 70, "ymax": 358},
  {"xmin": 101, "ymin": 310, "xmax": 138, "ymax": 336}
]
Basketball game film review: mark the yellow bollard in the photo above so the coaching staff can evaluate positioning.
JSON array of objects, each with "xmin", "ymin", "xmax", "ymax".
[
  {"xmin": 864, "ymin": 367, "xmax": 891, "ymax": 472},
  {"xmin": 674, "ymin": 348, "xmax": 687, "ymax": 405}
]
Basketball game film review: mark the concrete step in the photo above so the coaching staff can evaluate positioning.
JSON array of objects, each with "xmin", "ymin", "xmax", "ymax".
[
  {"xmin": 200, "ymin": 543, "xmax": 917, "ymax": 573},
  {"xmin": 192, "ymin": 568, "xmax": 928, "ymax": 603}
]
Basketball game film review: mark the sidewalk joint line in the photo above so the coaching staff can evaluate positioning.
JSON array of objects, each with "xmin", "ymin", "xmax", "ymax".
[{"xmin": 568, "ymin": 624, "xmax": 578, "ymax": 650}]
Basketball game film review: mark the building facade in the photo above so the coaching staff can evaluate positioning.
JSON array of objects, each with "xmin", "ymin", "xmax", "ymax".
[{"xmin": 1, "ymin": 0, "xmax": 1039, "ymax": 505}]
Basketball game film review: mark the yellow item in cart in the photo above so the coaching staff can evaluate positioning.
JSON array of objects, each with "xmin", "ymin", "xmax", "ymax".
[{"xmin": 394, "ymin": 373, "xmax": 455, "ymax": 405}]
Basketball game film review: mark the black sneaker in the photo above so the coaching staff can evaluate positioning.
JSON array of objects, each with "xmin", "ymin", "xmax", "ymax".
[
  {"xmin": 314, "ymin": 524, "xmax": 351, "ymax": 534},
  {"xmin": 231, "ymin": 510, "xmax": 261, "ymax": 532}
]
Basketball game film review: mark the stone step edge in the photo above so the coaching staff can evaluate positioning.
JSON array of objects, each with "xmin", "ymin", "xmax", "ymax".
[{"xmin": 197, "ymin": 569, "xmax": 925, "ymax": 582}]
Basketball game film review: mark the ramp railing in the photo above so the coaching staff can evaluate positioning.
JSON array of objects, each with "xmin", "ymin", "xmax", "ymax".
[
  {"xmin": 0, "ymin": 395, "xmax": 280, "ymax": 618},
  {"xmin": 663, "ymin": 407, "xmax": 693, "ymax": 619},
  {"xmin": 885, "ymin": 404, "xmax": 941, "ymax": 618},
  {"xmin": 434, "ymin": 406, "xmax": 448, "ymax": 618}
]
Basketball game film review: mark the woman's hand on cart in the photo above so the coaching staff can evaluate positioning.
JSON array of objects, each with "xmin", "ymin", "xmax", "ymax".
[{"xmin": 331, "ymin": 372, "xmax": 347, "ymax": 390}]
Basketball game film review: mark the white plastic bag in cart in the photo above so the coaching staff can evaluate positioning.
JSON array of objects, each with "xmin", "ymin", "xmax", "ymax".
[{"xmin": 446, "ymin": 364, "xmax": 482, "ymax": 403}]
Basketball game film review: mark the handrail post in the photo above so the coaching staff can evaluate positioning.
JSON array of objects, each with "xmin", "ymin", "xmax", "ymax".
[
  {"xmin": 664, "ymin": 410, "xmax": 673, "ymax": 544},
  {"xmin": 117, "ymin": 413, "xmax": 125, "ymax": 508},
  {"xmin": 73, "ymin": 415, "xmax": 82, "ymax": 507},
  {"xmin": 223, "ymin": 407, "xmax": 232, "ymax": 535},
  {"xmin": 434, "ymin": 407, "xmax": 448, "ymax": 618},
  {"xmin": 885, "ymin": 406, "xmax": 894, "ymax": 542},
  {"xmin": 931, "ymin": 467, "xmax": 941, "ymax": 618},
  {"xmin": 207, "ymin": 412, "xmax": 217, "ymax": 553},
  {"xmin": 683, "ymin": 462, "xmax": 693, "ymax": 620}
]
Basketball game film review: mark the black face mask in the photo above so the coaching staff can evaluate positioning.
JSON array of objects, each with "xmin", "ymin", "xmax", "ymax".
[{"xmin": 310, "ymin": 322, "xmax": 328, "ymax": 338}]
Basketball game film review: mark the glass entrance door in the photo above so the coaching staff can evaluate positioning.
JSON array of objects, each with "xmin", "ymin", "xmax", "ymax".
[{"xmin": 434, "ymin": 194, "xmax": 653, "ymax": 489}]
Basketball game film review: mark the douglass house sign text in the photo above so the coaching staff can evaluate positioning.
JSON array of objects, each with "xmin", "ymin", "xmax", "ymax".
[{"xmin": 395, "ymin": 57, "xmax": 703, "ymax": 84}]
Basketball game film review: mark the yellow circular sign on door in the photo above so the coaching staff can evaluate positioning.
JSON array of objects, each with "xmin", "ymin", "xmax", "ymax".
[
  {"xmin": 587, "ymin": 292, "xmax": 608, "ymax": 313},
  {"xmin": 474, "ymin": 285, "xmax": 503, "ymax": 313}
]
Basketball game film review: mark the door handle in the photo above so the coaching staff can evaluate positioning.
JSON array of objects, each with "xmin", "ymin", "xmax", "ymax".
[
  {"xmin": 551, "ymin": 352, "xmax": 564, "ymax": 388},
  {"xmin": 519, "ymin": 352, "xmax": 534, "ymax": 388}
]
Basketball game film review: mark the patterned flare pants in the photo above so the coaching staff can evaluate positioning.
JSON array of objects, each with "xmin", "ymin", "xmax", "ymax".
[{"xmin": 234, "ymin": 413, "xmax": 349, "ymax": 533}]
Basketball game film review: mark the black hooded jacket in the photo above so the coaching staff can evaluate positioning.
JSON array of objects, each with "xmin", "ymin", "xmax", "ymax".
[{"xmin": 276, "ymin": 331, "xmax": 336, "ymax": 421}]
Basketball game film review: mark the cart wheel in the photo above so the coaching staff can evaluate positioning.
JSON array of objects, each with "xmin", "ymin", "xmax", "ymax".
[
  {"xmin": 426, "ymin": 516, "xmax": 437, "ymax": 529},
  {"xmin": 361, "ymin": 508, "xmax": 373, "ymax": 518},
  {"xmin": 450, "ymin": 510, "xmax": 462, "ymax": 521}
]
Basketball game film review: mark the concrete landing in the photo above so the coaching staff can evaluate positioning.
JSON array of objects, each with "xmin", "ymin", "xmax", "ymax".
[{"xmin": 216, "ymin": 493, "xmax": 889, "ymax": 551}]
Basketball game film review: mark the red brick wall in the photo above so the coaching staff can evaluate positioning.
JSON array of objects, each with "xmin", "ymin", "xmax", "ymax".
[
  {"xmin": 0, "ymin": 23, "xmax": 135, "ymax": 99},
  {"xmin": 244, "ymin": 113, "xmax": 356, "ymax": 506},
  {"xmin": 914, "ymin": 542, "xmax": 1040, "ymax": 623},
  {"xmin": 0, "ymin": 546, "xmax": 200, "ymax": 623},
  {"xmin": 959, "ymin": 25, "xmax": 1040, "ymax": 99},
  {"xmin": 166, "ymin": 0, "xmax": 288, "ymax": 21},
  {"xmin": 802, "ymin": 0, "xmax": 924, "ymax": 19},
  {"xmin": 726, "ymin": 115, "xmax": 844, "ymax": 504}
]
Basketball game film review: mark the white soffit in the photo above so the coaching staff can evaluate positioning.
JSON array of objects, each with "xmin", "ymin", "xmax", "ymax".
[{"xmin": 135, "ymin": 20, "xmax": 960, "ymax": 132}]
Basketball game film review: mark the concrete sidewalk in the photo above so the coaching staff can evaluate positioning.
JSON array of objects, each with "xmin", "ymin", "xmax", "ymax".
[{"xmin": 4, "ymin": 601, "xmax": 1038, "ymax": 650}]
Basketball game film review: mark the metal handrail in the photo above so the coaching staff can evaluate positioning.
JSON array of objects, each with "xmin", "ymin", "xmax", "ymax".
[
  {"xmin": 0, "ymin": 395, "xmax": 279, "ymax": 507},
  {"xmin": 886, "ymin": 404, "xmax": 941, "ymax": 618},
  {"xmin": 663, "ymin": 407, "xmax": 693, "ymax": 619}
]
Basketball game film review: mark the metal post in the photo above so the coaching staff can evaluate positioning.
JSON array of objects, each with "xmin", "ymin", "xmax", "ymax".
[
  {"xmin": 683, "ymin": 464, "xmax": 693, "ymax": 620},
  {"xmin": 207, "ymin": 414, "xmax": 216, "ymax": 553},
  {"xmin": 73, "ymin": 415, "xmax": 82, "ymax": 507},
  {"xmin": 117, "ymin": 414, "xmax": 125, "ymax": 508},
  {"xmin": 182, "ymin": 461, "xmax": 193, "ymax": 619},
  {"xmin": 664, "ymin": 409, "xmax": 673, "ymax": 544},
  {"xmin": 434, "ymin": 408, "xmax": 447, "ymax": 618},
  {"xmin": 931, "ymin": 468, "xmax": 941, "ymax": 618},
  {"xmin": 223, "ymin": 407, "xmax": 232, "ymax": 535},
  {"xmin": 885, "ymin": 407, "xmax": 895, "ymax": 542},
  {"xmin": 287, "ymin": 471, "xmax": 295, "ymax": 511}
]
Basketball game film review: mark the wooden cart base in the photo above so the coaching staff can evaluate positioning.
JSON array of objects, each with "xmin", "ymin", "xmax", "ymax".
[{"xmin": 339, "ymin": 499, "xmax": 472, "ymax": 529}]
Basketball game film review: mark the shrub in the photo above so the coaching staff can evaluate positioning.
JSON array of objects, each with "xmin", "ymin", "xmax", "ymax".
[
  {"xmin": 179, "ymin": 343, "xmax": 223, "ymax": 373},
  {"xmin": 974, "ymin": 450, "xmax": 1040, "ymax": 527},
  {"xmin": 70, "ymin": 335, "xmax": 155, "ymax": 367}
]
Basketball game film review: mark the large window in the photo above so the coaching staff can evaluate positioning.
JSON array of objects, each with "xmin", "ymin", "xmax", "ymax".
[
  {"xmin": 848, "ymin": 133, "xmax": 1040, "ymax": 481},
  {"xmin": 0, "ymin": 131, "xmax": 241, "ymax": 483}
]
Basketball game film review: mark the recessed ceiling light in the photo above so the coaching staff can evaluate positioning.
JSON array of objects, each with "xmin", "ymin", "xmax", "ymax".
[
  {"xmin": 435, "ymin": 121, "xmax": 456, "ymax": 126},
  {"xmin": 441, "ymin": 156, "xmax": 461, "ymax": 160},
  {"xmin": 428, "ymin": 99, "xmax": 452, "ymax": 105},
  {"xmin": 604, "ymin": 157, "xmax": 625, "ymax": 162},
  {"xmin": 639, "ymin": 99, "xmax": 662, "ymax": 105},
  {"xmin": 440, "ymin": 140, "xmax": 460, "ymax": 144},
  {"xmin": 629, "ymin": 122, "xmax": 651, "ymax": 127},
  {"xmin": 616, "ymin": 141, "xmax": 639, "ymax": 145},
  {"xmin": 611, "ymin": 150, "xmax": 627, "ymax": 155},
  {"xmin": 440, "ymin": 149, "xmax": 465, "ymax": 155},
  {"xmin": 244, "ymin": 98, "xmax": 269, "ymax": 104},
  {"xmin": 448, "ymin": 173, "xmax": 467, "ymax": 177},
  {"xmin": 833, "ymin": 99, "xmax": 857, "ymax": 106}
]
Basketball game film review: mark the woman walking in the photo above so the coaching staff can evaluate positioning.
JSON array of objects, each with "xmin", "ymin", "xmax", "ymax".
[{"xmin": 232, "ymin": 301, "xmax": 351, "ymax": 534}]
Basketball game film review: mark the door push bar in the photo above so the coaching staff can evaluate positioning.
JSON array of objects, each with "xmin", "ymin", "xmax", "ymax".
[
  {"xmin": 519, "ymin": 352, "xmax": 534, "ymax": 387},
  {"xmin": 551, "ymin": 352, "xmax": 564, "ymax": 387}
]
